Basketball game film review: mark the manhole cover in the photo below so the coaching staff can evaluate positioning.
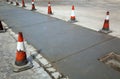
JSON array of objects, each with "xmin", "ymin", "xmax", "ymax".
[{"xmin": 98, "ymin": 52, "xmax": 120, "ymax": 72}]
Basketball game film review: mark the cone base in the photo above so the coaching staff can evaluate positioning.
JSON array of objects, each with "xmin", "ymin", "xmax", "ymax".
[
  {"xmin": 13, "ymin": 60, "xmax": 33, "ymax": 72},
  {"xmin": 22, "ymin": 5, "xmax": 26, "ymax": 8},
  {"xmin": 16, "ymin": 5, "xmax": 19, "ymax": 6},
  {"xmin": 6, "ymin": 0, "xmax": 9, "ymax": 2},
  {"xmin": 99, "ymin": 29, "xmax": 112, "ymax": 34},
  {"xmin": 16, "ymin": 3, "xmax": 19, "ymax": 6},
  {"xmin": 15, "ymin": 59, "xmax": 28, "ymax": 66},
  {"xmin": 68, "ymin": 19, "xmax": 78, "ymax": 23},
  {"xmin": 10, "ymin": 2, "xmax": 13, "ymax": 4},
  {"xmin": 31, "ymin": 8, "xmax": 37, "ymax": 11},
  {"xmin": 48, "ymin": 12, "xmax": 53, "ymax": 15}
]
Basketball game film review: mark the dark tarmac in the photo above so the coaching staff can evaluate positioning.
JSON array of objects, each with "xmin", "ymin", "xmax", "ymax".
[{"xmin": 0, "ymin": 2, "xmax": 120, "ymax": 79}]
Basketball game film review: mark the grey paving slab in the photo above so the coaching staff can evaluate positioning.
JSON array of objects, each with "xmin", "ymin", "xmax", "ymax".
[
  {"xmin": 0, "ymin": 31, "xmax": 52, "ymax": 79},
  {"xmin": 54, "ymin": 38, "xmax": 120, "ymax": 79},
  {"xmin": 0, "ymin": 2, "xmax": 120, "ymax": 79}
]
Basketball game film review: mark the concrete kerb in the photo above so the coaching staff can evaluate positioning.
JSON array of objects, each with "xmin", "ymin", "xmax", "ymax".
[
  {"xmin": 99, "ymin": 29, "xmax": 112, "ymax": 34},
  {"xmin": 2, "ymin": 21, "xmax": 68, "ymax": 79}
]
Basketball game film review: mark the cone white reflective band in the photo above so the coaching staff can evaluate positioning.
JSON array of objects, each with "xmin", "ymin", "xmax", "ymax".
[
  {"xmin": 48, "ymin": 4, "xmax": 50, "ymax": 6},
  {"xmin": 71, "ymin": 10, "xmax": 75, "ymax": 16},
  {"xmin": 32, "ymin": 1, "xmax": 34, "ymax": 4},
  {"xmin": 106, "ymin": 15, "xmax": 109, "ymax": 20},
  {"xmin": 17, "ymin": 42, "xmax": 25, "ymax": 51}
]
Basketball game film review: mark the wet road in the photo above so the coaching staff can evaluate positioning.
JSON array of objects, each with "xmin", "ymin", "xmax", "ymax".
[{"xmin": 0, "ymin": 2, "xmax": 120, "ymax": 79}]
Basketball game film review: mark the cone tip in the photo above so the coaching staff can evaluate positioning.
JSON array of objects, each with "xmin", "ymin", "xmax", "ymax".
[
  {"xmin": 72, "ymin": 5, "xmax": 74, "ymax": 10},
  {"xmin": 18, "ymin": 32, "xmax": 22, "ymax": 35},
  {"xmin": 18, "ymin": 32, "xmax": 24, "ymax": 42}
]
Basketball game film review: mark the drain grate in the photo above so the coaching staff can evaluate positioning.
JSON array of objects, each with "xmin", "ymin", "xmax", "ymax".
[{"xmin": 98, "ymin": 52, "xmax": 120, "ymax": 72}]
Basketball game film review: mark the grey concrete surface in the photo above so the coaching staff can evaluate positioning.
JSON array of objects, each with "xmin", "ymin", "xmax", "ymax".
[{"xmin": 1, "ymin": 1, "xmax": 120, "ymax": 79}]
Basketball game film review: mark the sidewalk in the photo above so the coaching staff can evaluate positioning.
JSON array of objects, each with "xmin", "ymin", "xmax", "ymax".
[
  {"xmin": 0, "ymin": 23, "xmax": 52, "ymax": 79},
  {"xmin": 0, "ymin": 13, "xmax": 66, "ymax": 79}
]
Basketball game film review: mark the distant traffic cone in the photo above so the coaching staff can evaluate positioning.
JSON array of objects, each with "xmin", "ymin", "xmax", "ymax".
[
  {"xmin": 22, "ymin": 0, "xmax": 26, "ymax": 7},
  {"xmin": 0, "ymin": 21, "xmax": 6, "ymax": 33},
  {"xmin": 69, "ymin": 5, "xmax": 77, "ymax": 23},
  {"xmin": 0, "ymin": 21, "xmax": 4, "ymax": 31},
  {"xmin": 6, "ymin": 0, "xmax": 9, "ymax": 2},
  {"xmin": 48, "ymin": 2, "xmax": 53, "ymax": 14},
  {"xmin": 10, "ymin": 0, "xmax": 13, "ymax": 4},
  {"xmin": 99, "ymin": 11, "xmax": 112, "ymax": 33},
  {"xmin": 13, "ymin": 32, "xmax": 33, "ymax": 72},
  {"xmin": 16, "ymin": 0, "xmax": 19, "ymax": 6},
  {"xmin": 31, "ymin": 0, "xmax": 36, "ymax": 11}
]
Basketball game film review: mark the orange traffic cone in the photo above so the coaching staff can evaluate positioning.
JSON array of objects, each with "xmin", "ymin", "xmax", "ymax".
[
  {"xmin": 6, "ymin": 0, "xmax": 9, "ymax": 2},
  {"xmin": 22, "ymin": 0, "xmax": 26, "ymax": 7},
  {"xmin": 0, "ymin": 21, "xmax": 6, "ymax": 33},
  {"xmin": 69, "ymin": 5, "xmax": 77, "ymax": 23},
  {"xmin": 99, "ymin": 11, "xmax": 112, "ymax": 33},
  {"xmin": 48, "ymin": 2, "xmax": 53, "ymax": 14},
  {"xmin": 13, "ymin": 32, "xmax": 33, "ymax": 72},
  {"xmin": 31, "ymin": 0, "xmax": 36, "ymax": 11},
  {"xmin": 16, "ymin": 0, "xmax": 19, "ymax": 6}
]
